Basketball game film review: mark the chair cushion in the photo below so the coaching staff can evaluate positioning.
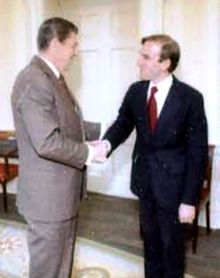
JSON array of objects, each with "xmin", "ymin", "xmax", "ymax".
[{"xmin": 0, "ymin": 163, "xmax": 18, "ymax": 183}]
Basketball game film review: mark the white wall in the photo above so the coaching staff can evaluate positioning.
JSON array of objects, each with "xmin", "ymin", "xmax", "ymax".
[
  {"xmin": 0, "ymin": 0, "xmax": 31, "ymax": 129},
  {"xmin": 0, "ymin": 0, "xmax": 58, "ymax": 129},
  {"xmin": 162, "ymin": 0, "xmax": 220, "ymax": 145}
]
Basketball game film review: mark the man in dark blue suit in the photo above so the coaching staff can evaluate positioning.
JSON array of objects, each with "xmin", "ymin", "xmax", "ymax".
[{"xmin": 102, "ymin": 34, "xmax": 208, "ymax": 277}]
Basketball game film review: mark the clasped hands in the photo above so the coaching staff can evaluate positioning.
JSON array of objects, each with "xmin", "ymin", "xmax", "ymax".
[{"xmin": 88, "ymin": 140, "xmax": 110, "ymax": 163}]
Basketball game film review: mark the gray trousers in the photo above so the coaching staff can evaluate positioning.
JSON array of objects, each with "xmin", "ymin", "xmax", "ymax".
[{"xmin": 26, "ymin": 217, "xmax": 78, "ymax": 278}]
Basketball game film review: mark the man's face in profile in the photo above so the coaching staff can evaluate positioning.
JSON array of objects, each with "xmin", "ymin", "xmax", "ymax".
[{"xmin": 54, "ymin": 31, "xmax": 79, "ymax": 72}]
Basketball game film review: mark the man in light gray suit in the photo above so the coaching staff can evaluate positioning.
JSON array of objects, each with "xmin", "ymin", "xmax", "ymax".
[{"xmin": 11, "ymin": 17, "xmax": 105, "ymax": 278}]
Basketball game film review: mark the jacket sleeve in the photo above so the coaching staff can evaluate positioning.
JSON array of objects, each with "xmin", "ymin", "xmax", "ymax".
[
  {"xmin": 15, "ymin": 79, "xmax": 88, "ymax": 170},
  {"xmin": 103, "ymin": 85, "xmax": 135, "ymax": 152},
  {"xmin": 182, "ymin": 92, "xmax": 208, "ymax": 205}
]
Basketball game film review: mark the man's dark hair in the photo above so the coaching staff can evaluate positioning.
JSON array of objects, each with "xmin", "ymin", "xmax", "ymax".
[
  {"xmin": 37, "ymin": 17, "xmax": 78, "ymax": 51},
  {"xmin": 141, "ymin": 34, "xmax": 180, "ymax": 73}
]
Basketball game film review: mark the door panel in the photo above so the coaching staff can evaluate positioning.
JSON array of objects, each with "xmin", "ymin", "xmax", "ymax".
[{"xmin": 60, "ymin": 0, "xmax": 139, "ymax": 198}]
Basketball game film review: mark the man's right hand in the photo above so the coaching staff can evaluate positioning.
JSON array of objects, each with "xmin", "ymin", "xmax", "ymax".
[{"xmin": 88, "ymin": 140, "xmax": 110, "ymax": 163}]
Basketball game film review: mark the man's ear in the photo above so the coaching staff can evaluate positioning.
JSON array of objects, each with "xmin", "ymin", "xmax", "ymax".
[
  {"xmin": 161, "ymin": 58, "xmax": 171, "ymax": 72},
  {"xmin": 50, "ymin": 37, "xmax": 59, "ymax": 51}
]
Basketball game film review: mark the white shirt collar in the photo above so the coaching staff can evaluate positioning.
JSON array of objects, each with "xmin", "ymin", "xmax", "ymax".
[
  {"xmin": 149, "ymin": 75, "xmax": 173, "ymax": 93},
  {"xmin": 38, "ymin": 55, "xmax": 60, "ymax": 79},
  {"xmin": 148, "ymin": 75, "xmax": 173, "ymax": 116}
]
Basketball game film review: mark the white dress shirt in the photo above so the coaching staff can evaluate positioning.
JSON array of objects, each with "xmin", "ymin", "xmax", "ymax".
[
  {"xmin": 38, "ymin": 55, "xmax": 60, "ymax": 78},
  {"xmin": 148, "ymin": 75, "xmax": 173, "ymax": 117}
]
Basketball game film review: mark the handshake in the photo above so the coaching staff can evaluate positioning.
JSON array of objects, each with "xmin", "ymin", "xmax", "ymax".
[{"xmin": 87, "ymin": 140, "xmax": 111, "ymax": 163}]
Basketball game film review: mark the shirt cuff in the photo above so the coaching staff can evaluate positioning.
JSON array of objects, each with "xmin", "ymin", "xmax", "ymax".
[
  {"xmin": 102, "ymin": 140, "xmax": 111, "ymax": 153},
  {"xmin": 85, "ymin": 144, "xmax": 95, "ymax": 166}
]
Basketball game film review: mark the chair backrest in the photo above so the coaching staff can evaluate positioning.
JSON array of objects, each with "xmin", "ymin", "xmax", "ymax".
[
  {"xmin": 199, "ymin": 144, "xmax": 215, "ymax": 205},
  {"xmin": 205, "ymin": 145, "xmax": 215, "ymax": 192},
  {"xmin": 0, "ymin": 130, "xmax": 15, "ymax": 140},
  {"xmin": 83, "ymin": 121, "xmax": 101, "ymax": 141}
]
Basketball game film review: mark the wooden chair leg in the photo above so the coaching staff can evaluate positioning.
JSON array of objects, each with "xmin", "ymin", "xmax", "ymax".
[
  {"xmin": 206, "ymin": 201, "xmax": 211, "ymax": 234},
  {"xmin": 2, "ymin": 182, "xmax": 8, "ymax": 212},
  {"xmin": 140, "ymin": 221, "xmax": 144, "ymax": 240},
  {"xmin": 192, "ymin": 211, "xmax": 199, "ymax": 254}
]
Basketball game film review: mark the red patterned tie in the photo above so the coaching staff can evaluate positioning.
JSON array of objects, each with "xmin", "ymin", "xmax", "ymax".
[{"xmin": 147, "ymin": 86, "xmax": 158, "ymax": 132}]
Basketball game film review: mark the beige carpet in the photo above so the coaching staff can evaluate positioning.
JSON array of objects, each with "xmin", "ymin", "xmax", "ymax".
[{"xmin": 0, "ymin": 219, "xmax": 196, "ymax": 278}]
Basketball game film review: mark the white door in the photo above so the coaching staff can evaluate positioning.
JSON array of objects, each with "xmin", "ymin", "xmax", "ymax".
[{"xmin": 61, "ymin": 0, "xmax": 139, "ymax": 198}]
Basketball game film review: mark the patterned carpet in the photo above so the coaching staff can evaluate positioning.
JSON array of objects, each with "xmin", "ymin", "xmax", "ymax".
[
  {"xmin": 0, "ymin": 220, "xmax": 28, "ymax": 278},
  {"xmin": 0, "ymin": 219, "xmax": 196, "ymax": 278}
]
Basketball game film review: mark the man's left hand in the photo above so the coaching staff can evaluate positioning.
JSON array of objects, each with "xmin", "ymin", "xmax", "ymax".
[{"xmin": 178, "ymin": 203, "xmax": 196, "ymax": 224}]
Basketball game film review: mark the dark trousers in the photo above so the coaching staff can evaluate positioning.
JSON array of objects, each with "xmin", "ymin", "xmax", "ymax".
[
  {"xmin": 139, "ymin": 195, "xmax": 185, "ymax": 278},
  {"xmin": 26, "ymin": 216, "xmax": 78, "ymax": 278}
]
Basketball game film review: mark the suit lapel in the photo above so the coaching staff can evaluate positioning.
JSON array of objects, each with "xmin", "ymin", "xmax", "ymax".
[
  {"xmin": 135, "ymin": 81, "xmax": 151, "ymax": 133},
  {"xmin": 154, "ymin": 77, "xmax": 182, "ymax": 135},
  {"xmin": 32, "ymin": 56, "xmax": 82, "ymax": 119},
  {"xmin": 58, "ymin": 75, "xmax": 83, "ymax": 119},
  {"xmin": 136, "ymin": 79, "xmax": 182, "ymax": 137}
]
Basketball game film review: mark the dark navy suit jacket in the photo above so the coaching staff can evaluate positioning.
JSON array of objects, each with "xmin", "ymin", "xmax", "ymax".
[{"xmin": 104, "ymin": 77, "xmax": 208, "ymax": 211}]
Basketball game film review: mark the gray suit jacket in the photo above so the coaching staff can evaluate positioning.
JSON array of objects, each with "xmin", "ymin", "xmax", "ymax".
[{"xmin": 12, "ymin": 56, "xmax": 89, "ymax": 222}]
